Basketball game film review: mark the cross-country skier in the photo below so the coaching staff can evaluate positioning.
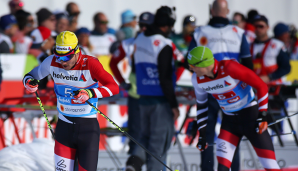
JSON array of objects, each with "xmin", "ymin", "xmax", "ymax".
[
  {"xmin": 23, "ymin": 31, "xmax": 119, "ymax": 171},
  {"xmin": 189, "ymin": 46, "xmax": 281, "ymax": 171}
]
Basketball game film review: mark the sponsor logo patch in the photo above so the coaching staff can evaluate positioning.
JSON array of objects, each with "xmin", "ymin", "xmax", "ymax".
[
  {"xmin": 79, "ymin": 73, "xmax": 87, "ymax": 82},
  {"xmin": 227, "ymin": 96, "xmax": 240, "ymax": 103},
  {"xmin": 200, "ymin": 36, "xmax": 208, "ymax": 45},
  {"xmin": 202, "ymin": 84, "xmax": 224, "ymax": 91},
  {"xmin": 60, "ymin": 105, "xmax": 64, "ymax": 112},
  {"xmin": 153, "ymin": 40, "xmax": 160, "ymax": 46},
  {"xmin": 218, "ymin": 142, "xmax": 226, "ymax": 149},
  {"xmin": 187, "ymin": 53, "xmax": 192, "ymax": 60},
  {"xmin": 82, "ymin": 58, "xmax": 88, "ymax": 67},
  {"xmin": 58, "ymin": 97, "xmax": 70, "ymax": 103},
  {"xmin": 64, "ymin": 107, "xmax": 85, "ymax": 113},
  {"xmin": 57, "ymin": 159, "xmax": 66, "ymax": 168},
  {"xmin": 213, "ymin": 91, "xmax": 236, "ymax": 100},
  {"xmin": 241, "ymin": 82, "xmax": 247, "ymax": 89},
  {"xmin": 224, "ymin": 81, "xmax": 231, "ymax": 87},
  {"xmin": 56, "ymin": 46, "xmax": 72, "ymax": 52},
  {"xmin": 56, "ymin": 159, "xmax": 67, "ymax": 171},
  {"xmin": 52, "ymin": 72, "xmax": 78, "ymax": 81}
]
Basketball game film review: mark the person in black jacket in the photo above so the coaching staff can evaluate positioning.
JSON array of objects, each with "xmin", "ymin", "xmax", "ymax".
[{"xmin": 125, "ymin": 6, "xmax": 180, "ymax": 171}]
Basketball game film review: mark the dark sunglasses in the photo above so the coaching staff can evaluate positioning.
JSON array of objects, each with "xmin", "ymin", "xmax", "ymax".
[
  {"xmin": 71, "ymin": 12, "xmax": 80, "ymax": 16},
  {"xmin": 255, "ymin": 24, "xmax": 265, "ymax": 29},
  {"xmin": 98, "ymin": 20, "xmax": 109, "ymax": 25}
]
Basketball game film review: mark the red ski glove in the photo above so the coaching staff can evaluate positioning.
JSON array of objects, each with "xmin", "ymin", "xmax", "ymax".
[
  {"xmin": 73, "ymin": 89, "xmax": 94, "ymax": 103},
  {"xmin": 25, "ymin": 79, "xmax": 39, "ymax": 93}
]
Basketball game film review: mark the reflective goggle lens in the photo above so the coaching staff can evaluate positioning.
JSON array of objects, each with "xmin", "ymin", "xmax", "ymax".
[{"xmin": 55, "ymin": 54, "xmax": 74, "ymax": 62}]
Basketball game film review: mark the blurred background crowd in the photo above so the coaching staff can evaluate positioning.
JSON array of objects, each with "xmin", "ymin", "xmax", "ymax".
[{"xmin": 0, "ymin": 0, "xmax": 298, "ymax": 61}]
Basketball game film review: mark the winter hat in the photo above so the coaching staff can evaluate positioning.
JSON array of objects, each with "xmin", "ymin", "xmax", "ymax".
[
  {"xmin": 0, "ymin": 14, "xmax": 17, "ymax": 31},
  {"xmin": 274, "ymin": 23, "xmax": 289, "ymax": 38},
  {"xmin": 55, "ymin": 31, "xmax": 80, "ymax": 55},
  {"xmin": 55, "ymin": 12, "xmax": 68, "ymax": 21},
  {"xmin": 188, "ymin": 46, "xmax": 214, "ymax": 67},
  {"xmin": 36, "ymin": 8, "xmax": 53, "ymax": 26},
  {"xmin": 253, "ymin": 15, "xmax": 268, "ymax": 25},
  {"xmin": 15, "ymin": 9, "xmax": 31, "ymax": 30},
  {"xmin": 154, "ymin": 6, "xmax": 176, "ymax": 27},
  {"xmin": 121, "ymin": 10, "xmax": 136, "ymax": 25},
  {"xmin": 75, "ymin": 27, "xmax": 90, "ymax": 36},
  {"xmin": 247, "ymin": 9, "xmax": 258, "ymax": 24},
  {"xmin": 30, "ymin": 26, "xmax": 51, "ymax": 49},
  {"xmin": 183, "ymin": 15, "xmax": 196, "ymax": 27},
  {"xmin": 139, "ymin": 12, "xmax": 154, "ymax": 25}
]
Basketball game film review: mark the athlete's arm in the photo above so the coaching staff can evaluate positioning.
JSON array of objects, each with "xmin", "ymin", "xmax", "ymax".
[
  {"xmin": 23, "ymin": 55, "xmax": 52, "ymax": 86},
  {"xmin": 191, "ymin": 74, "xmax": 209, "ymax": 151},
  {"xmin": 268, "ymin": 48, "xmax": 291, "ymax": 81},
  {"xmin": 109, "ymin": 44, "xmax": 126, "ymax": 84},
  {"xmin": 89, "ymin": 58, "xmax": 119, "ymax": 98},
  {"xmin": 225, "ymin": 60, "xmax": 268, "ymax": 112},
  {"xmin": 191, "ymin": 74, "xmax": 208, "ymax": 131},
  {"xmin": 239, "ymin": 34, "xmax": 254, "ymax": 70}
]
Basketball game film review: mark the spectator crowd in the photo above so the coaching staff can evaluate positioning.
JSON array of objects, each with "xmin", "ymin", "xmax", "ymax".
[{"xmin": 1, "ymin": 0, "xmax": 297, "ymax": 60}]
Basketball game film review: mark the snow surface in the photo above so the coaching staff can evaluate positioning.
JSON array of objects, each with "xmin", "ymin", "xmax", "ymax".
[{"xmin": 0, "ymin": 138, "xmax": 54, "ymax": 171}]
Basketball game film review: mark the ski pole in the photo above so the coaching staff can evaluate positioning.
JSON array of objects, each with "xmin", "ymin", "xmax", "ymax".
[
  {"xmin": 267, "ymin": 112, "xmax": 298, "ymax": 127},
  {"xmin": 35, "ymin": 91, "xmax": 55, "ymax": 139},
  {"xmin": 209, "ymin": 132, "xmax": 294, "ymax": 146},
  {"xmin": 86, "ymin": 101, "xmax": 174, "ymax": 171}
]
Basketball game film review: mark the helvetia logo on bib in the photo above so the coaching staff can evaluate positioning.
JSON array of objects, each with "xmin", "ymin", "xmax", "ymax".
[
  {"xmin": 224, "ymin": 81, "xmax": 231, "ymax": 87},
  {"xmin": 79, "ymin": 73, "xmax": 87, "ymax": 82},
  {"xmin": 52, "ymin": 72, "xmax": 78, "ymax": 81}
]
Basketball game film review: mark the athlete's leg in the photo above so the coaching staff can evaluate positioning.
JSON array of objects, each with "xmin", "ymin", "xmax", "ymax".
[
  {"xmin": 216, "ymin": 115, "xmax": 242, "ymax": 171},
  {"xmin": 54, "ymin": 119, "xmax": 76, "ymax": 171},
  {"xmin": 245, "ymin": 129, "xmax": 281, "ymax": 171},
  {"xmin": 238, "ymin": 105, "xmax": 281, "ymax": 171},
  {"xmin": 242, "ymin": 107, "xmax": 281, "ymax": 171},
  {"xmin": 76, "ymin": 118, "xmax": 100, "ymax": 171}
]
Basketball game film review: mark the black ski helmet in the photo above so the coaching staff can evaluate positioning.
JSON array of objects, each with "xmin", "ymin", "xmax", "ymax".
[{"xmin": 154, "ymin": 6, "xmax": 176, "ymax": 27}]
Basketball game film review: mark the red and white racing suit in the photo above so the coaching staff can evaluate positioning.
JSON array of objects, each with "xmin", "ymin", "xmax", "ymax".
[
  {"xmin": 192, "ymin": 59, "xmax": 281, "ymax": 171},
  {"xmin": 23, "ymin": 52, "xmax": 119, "ymax": 171}
]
